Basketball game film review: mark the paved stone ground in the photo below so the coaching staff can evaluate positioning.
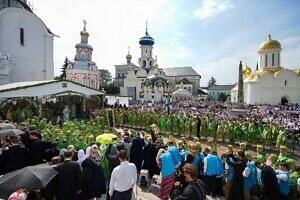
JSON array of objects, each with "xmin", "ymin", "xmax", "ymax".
[{"xmin": 99, "ymin": 184, "xmax": 225, "ymax": 200}]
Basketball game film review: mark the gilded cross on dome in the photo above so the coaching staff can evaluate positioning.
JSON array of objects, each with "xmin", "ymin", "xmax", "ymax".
[
  {"xmin": 83, "ymin": 20, "xmax": 87, "ymax": 31},
  {"xmin": 80, "ymin": 20, "xmax": 89, "ymax": 37}
]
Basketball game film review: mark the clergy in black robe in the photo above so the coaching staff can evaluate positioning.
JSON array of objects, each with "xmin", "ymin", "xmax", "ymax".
[
  {"xmin": 261, "ymin": 164, "xmax": 280, "ymax": 200},
  {"xmin": 27, "ymin": 130, "xmax": 52, "ymax": 165},
  {"xmin": 81, "ymin": 146, "xmax": 106, "ymax": 200},
  {"xmin": 130, "ymin": 134, "xmax": 145, "ymax": 172},
  {"xmin": 142, "ymin": 141, "xmax": 160, "ymax": 177},
  {"xmin": 1, "ymin": 136, "xmax": 27, "ymax": 174},
  {"xmin": 226, "ymin": 150, "xmax": 247, "ymax": 200},
  {"xmin": 54, "ymin": 150, "xmax": 82, "ymax": 200}
]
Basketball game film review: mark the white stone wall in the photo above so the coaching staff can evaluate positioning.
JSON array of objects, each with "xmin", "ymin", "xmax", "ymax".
[
  {"xmin": 0, "ymin": 7, "xmax": 54, "ymax": 83},
  {"xmin": 242, "ymin": 70, "xmax": 300, "ymax": 104}
]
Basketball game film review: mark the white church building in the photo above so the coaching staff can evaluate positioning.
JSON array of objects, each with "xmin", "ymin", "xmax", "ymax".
[
  {"xmin": 231, "ymin": 34, "xmax": 300, "ymax": 104},
  {"xmin": 0, "ymin": 0, "xmax": 55, "ymax": 84},
  {"xmin": 115, "ymin": 26, "xmax": 201, "ymax": 102}
]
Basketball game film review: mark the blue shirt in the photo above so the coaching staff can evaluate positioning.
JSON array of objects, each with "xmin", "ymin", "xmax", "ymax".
[
  {"xmin": 168, "ymin": 146, "xmax": 181, "ymax": 168},
  {"xmin": 244, "ymin": 161, "xmax": 256, "ymax": 189},
  {"xmin": 204, "ymin": 154, "xmax": 218, "ymax": 176},
  {"xmin": 276, "ymin": 170, "xmax": 290, "ymax": 195},
  {"xmin": 226, "ymin": 157, "xmax": 234, "ymax": 181},
  {"xmin": 160, "ymin": 152, "xmax": 175, "ymax": 177},
  {"xmin": 216, "ymin": 156, "xmax": 224, "ymax": 176}
]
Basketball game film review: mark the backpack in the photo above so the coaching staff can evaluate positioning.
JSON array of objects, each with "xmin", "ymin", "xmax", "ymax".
[
  {"xmin": 140, "ymin": 176, "xmax": 148, "ymax": 187},
  {"xmin": 189, "ymin": 179, "xmax": 207, "ymax": 200}
]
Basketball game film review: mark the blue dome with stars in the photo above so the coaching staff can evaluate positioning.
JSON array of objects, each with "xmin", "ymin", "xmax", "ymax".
[{"xmin": 139, "ymin": 31, "xmax": 154, "ymax": 46}]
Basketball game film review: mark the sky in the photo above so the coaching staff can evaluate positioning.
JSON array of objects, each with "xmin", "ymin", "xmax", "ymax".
[{"xmin": 31, "ymin": 0, "xmax": 300, "ymax": 86}]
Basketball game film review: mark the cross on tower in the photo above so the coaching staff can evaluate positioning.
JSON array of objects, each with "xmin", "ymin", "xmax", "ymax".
[{"xmin": 83, "ymin": 20, "xmax": 87, "ymax": 30}]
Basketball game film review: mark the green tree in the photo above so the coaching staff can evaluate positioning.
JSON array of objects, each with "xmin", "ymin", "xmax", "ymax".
[
  {"xmin": 102, "ymin": 83, "xmax": 120, "ymax": 95},
  {"xmin": 60, "ymin": 57, "xmax": 68, "ymax": 80},
  {"xmin": 208, "ymin": 76, "xmax": 216, "ymax": 87},
  {"xmin": 218, "ymin": 92, "xmax": 227, "ymax": 102},
  {"xmin": 99, "ymin": 69, "xmax": 112, "ymax": 84}
]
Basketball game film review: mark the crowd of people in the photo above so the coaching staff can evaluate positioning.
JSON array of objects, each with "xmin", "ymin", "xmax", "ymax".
[
  {"xmin": 0, "ymin": 118, "xmax": 300, "ymax": 200},
  {"xmin": 0, "ymin": 101, "xmax": 300, "ymax": 200}
]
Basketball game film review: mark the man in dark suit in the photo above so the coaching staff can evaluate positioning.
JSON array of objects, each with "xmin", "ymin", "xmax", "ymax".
[
  {"xmin": 55, "ymin": 150, "xmax": 82, "ymax": 200},
  {"xmin": 1, "ymin": 135, "xmax": 27, "ymax": 173}
]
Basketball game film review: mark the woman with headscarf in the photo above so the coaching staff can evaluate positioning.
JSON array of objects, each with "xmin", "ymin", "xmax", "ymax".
[
  {"xmin": 77, "ymin": 149, "xmax": 86, "ymax": 166},
  {"xmin": 81, "ymin": 145, "xmax": 106, "ymax": 200}
]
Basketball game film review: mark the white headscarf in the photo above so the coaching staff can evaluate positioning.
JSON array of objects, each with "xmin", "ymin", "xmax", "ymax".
[
  {"xmin": 85, "ymin": 146, "xmax": 92, "ymax": 158},
  {"xmin": 77, "ymin": 149, "xmax": 86, "ymax": 165}
]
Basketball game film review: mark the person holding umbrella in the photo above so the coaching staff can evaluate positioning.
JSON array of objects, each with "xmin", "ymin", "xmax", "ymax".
[{"xmin": 0, "ymin": 163, "xmax": 58, "ymax": 200}]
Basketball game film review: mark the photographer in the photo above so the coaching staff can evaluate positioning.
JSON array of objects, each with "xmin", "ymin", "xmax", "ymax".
[{"xmin": 171, "ymin": 163, "xmax": 206, "ymax": 200}]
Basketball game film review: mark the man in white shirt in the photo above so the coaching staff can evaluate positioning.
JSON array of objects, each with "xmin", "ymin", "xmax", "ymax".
[{"xmin": 109, "ymin": 150, "xmax": 137, "ymax": 200}]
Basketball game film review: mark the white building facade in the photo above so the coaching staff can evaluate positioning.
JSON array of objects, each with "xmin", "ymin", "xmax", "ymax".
[
  {"xmin": 66, "ymin": 22, "xmax": 100, "ymax": 90},
  {"xmin": 231, "ymin": 34, "xmax": 300, "ymax": 104},
  {"xmin": 0, "ymin": 1, "xmax": 55, "ymax": 84}
]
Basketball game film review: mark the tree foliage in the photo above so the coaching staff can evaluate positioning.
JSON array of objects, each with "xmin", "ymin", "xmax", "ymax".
[
  {"xmin": 59, "ymin": 57, "xmax": 68, "ymax": 80},
  {"xmin": 218, "ymin": 92, "xmax": 228, "ymax": 102},
  {"xmin": 208, "ymin": 76, "xmax": 216, "ymax": 87},
  {"xmin": 101, "ymin": 83, "xmax": 120, "ymax": 95},
  {"xmin": 99, "ymin": 69, "xmax": 112, "ymax": 84}
]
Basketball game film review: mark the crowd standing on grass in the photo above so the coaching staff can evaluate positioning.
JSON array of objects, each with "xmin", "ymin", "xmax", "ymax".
[{"xmin": 0, "ymin": 101, "xmax": 300, "ymax": 200}]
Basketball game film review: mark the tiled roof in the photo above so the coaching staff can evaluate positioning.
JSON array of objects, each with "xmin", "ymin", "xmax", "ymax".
[
  {"xmin": 163, "ymin": 67, "xmax": 200, "ymax": 77},
  {"xmin": 208, "ymin": 85, "xmax": 235, "ymax": 90}
]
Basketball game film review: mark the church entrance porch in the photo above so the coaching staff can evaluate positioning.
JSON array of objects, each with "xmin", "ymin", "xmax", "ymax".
[{"xmin": 281, "ymin": 96, "xmax": 288, "ymax": 105}]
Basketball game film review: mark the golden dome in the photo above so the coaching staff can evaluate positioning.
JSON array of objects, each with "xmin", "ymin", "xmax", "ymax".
[
  {"xmin": 243, "ymin": 65, "xmax": 252, "ymax": 76},
  {"xmin": 258, "ymin": 34, "xmax": 281, "ymax": 52},
  {"xmin": 126, "ymin": 54, "xmax": 132, "ymax": 60},
  {"xmin": 293, "ymin": 69, "xmax": 300, "ymax": 76}
]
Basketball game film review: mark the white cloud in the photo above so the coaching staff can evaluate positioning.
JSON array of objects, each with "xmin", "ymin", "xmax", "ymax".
[
  {"xmin": 197, "ymin": 56, "xmax": 239, "ymax": 87},
  {"xmin": 281, "ymin": 36, "xmax": 300, "ymax": 48},
  {"xmin": 194, "ymin": 0, "xmax": 234, "ymax": 20}
]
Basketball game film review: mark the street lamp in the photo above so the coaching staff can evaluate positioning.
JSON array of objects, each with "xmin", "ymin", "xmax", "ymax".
[{"xmin": 167, "ymin": 81, "xmax": 171, "ymax": 114}]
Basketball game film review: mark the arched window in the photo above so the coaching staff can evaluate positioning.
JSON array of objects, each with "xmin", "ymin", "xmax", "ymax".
[
  {"xmin": 117, "ymin": 73, "xmax": 121, "ymax": 78},
  {"xmin": 149, "ymin": 61, "xmax": 152, "ymax": 67},
  {"xmin": 265, "ymin": 54, "xmax": 268, "ymax": 67},
  {"xmin": 142, "ymin": 60, "xmax": 146, "ymax": 67},
  {"xmin": 284, "ymin": 80, "xmax": 287, "ymax": 86},
  {"xmin": 278, "ymin": 54, "xmax": 280, "ymax": 66},
  {"xmin": 272, "ymin": 53, "xmax": 274, "ymax": 66},
  {"xmin": 20, "ymin": 28, "xmax": 24, "ymax": 46}
]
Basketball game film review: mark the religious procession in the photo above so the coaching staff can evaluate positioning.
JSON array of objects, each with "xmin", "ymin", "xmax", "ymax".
[{"xmin": 0, "ymin": 102, "xmax": 299, "ymax": 200}]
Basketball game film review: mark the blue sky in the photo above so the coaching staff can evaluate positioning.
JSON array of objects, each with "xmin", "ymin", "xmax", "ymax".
[{"xmin": 33, "ymin": 0, "xmax": 300, "ymax": 86}]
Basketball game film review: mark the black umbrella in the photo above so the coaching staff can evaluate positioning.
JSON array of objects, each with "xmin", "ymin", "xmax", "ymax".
[
  {"xmin": 0, "ymin": 123, "xmax": 15, "ymax": 130},
  {"xmin": 0, "ymin": 129, "xmax": 24, "ymax": 139},
  {"xmin": 0, "ymin": 163, "xmax": 58, "ymax": 199}
]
